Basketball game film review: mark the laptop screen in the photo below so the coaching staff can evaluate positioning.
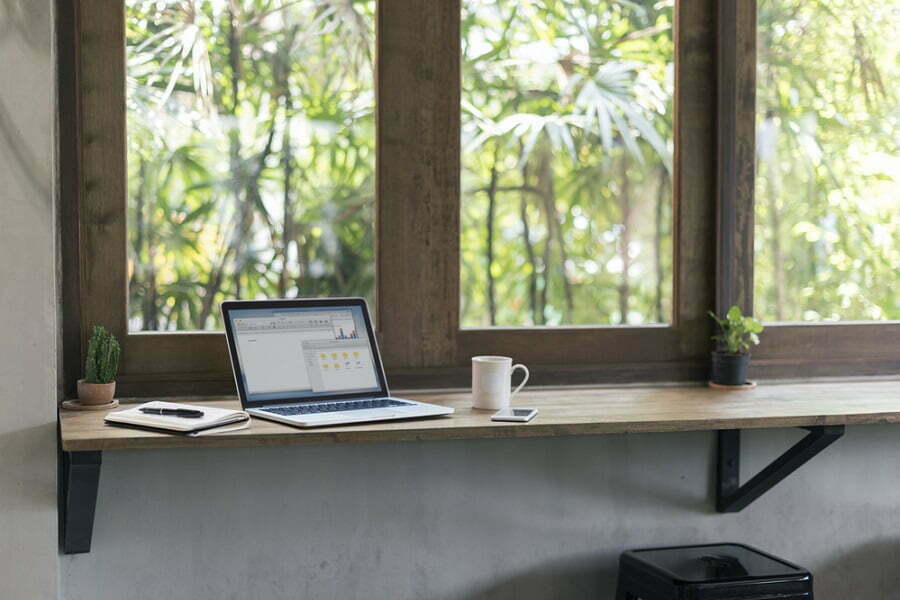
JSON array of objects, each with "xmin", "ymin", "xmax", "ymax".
[{"xmin": 224, "ymin": 302, "xmax": 386, "ymax": 405}]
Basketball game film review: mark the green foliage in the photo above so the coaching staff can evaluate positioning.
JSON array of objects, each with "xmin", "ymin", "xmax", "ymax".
[
  {"xmin": 754, "ymin": 0, "xmax": 899, "ymax": 322},
  {"xmin": 459, "ymin": 0, "xmax": 674, "ymax": 326},
  {"xmin": 123, "ymin": 0, "xmax": 898, "ymax": 332},
  {"xmin": 709, "ymin": 306, "xmax": 764, "ymax": 355},
  {"xmin": 84, "ymin": 326, "xmax": 121, "ymax": 384},
  {"xmin": 126, "ymin": 0, "xmax": 375, "ymax": 331}
]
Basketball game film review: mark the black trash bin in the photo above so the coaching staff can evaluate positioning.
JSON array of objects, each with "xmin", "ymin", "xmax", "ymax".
[{"xmin": 615, "ymin": 543, "xmax": 813, "ymax": 599}]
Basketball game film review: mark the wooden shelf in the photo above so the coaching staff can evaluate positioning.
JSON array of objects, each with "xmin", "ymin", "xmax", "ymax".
[
  {"xmin": 60, "ymin": 379, "xmax": 900, "ymax": 452},
  {"xmin": 57, "ymin": 379, "xmax": 900, "ymax": 554}
]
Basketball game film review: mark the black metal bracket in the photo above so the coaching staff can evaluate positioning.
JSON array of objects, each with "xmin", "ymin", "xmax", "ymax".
[
  {"xmin": 59, "ymin": 450, "xmax": 102, "ymax": 554},
  {"xmin": 717, "ymin": 425, "xmax": 844, "ymax": 513}
]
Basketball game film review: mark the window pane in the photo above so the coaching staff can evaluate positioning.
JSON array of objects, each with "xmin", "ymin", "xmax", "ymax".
[
  {"xmin": 126, "ymin": 0, "xmax": 375, "ymax": 331},
  {"xmin": 460, "ymin": 0, "xmax": 674, "ymax": 327},
  {"xmin": 755, "ymin": 0, "xmax": 900, "ymax": 322}
]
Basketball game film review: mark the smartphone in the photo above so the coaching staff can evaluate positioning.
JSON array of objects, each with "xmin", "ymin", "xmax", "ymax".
[{"xmin": 491, "ymin": 407, "xmax": 538, "ymax": 423}]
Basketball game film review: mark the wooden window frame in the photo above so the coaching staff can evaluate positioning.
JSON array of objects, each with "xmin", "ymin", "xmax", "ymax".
[
  {"xmin": 379, "ymin": 1, "xmax": 719, "ymax": 387},
  {"xmin": 58, "ymin": 0, "xmax": 756, "ymax": 397},
  {"xmin": 717, "ymin": 1, "xmax": 900, "ymax": 379}
]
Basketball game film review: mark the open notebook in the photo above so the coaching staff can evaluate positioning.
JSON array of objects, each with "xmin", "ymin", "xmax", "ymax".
[{"xmin": 105, "ymin": 401, "xmax": 250, "ymax": 437}]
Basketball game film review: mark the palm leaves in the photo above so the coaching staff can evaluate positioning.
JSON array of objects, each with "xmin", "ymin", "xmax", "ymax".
[
  {"xmin": 460, "ymin": 0, "xmax": 674, "ymax": 326},
  {"xmin": 122, "ymin": 0, "xmax": 898, "ymax": 332},
  {"xmin": 754, "ymin": 0, "xmax": 899, "ymax": 322},
  {"xmin": 126, "ymin": 0, "xmax": 376, "ymax": 330},
  {"xmin": 464, "ymin": 17, "xmax": 671, "ymax": 169},
  {"xmin": 127, "ymin": 0, "xmax": 215, "ymax": 113}
]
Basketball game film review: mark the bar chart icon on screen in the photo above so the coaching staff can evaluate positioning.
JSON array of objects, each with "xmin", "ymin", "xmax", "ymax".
[{"xmin": 331, "ymin": 311, "xmax": 359, "ymax": 340}]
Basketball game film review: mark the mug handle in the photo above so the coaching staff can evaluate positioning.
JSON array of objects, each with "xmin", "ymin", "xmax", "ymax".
[{"xmin": 510, "ymin": 364, "xmax": 530, "ymax": 401}]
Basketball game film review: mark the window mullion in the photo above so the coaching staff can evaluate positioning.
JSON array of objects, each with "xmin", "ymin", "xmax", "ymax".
[
  {"xmin": 715, "ymin": 0, "xmax": 757, "ymax": 316},
  {"xmin": 376, "ymin": 0, "xmax": 462, "ymax": 369},
  {"xmin": 78, "ymin": 0, "xmax": 129, "ymax": 343}
]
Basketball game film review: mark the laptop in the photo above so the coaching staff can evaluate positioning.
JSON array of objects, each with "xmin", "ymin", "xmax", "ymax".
[{"xmin": 221, "ymin": 298, "xmax": 454, "ymax": 428}]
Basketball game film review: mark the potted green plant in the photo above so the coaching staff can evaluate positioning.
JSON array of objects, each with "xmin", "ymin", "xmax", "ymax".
[
  {"xmin": 77, "ymin": 325, "xmax": 121, "ymax": 405},
  {"xmin": 708, "ymin": 306, "xmax": 764, "ymax": 387}
]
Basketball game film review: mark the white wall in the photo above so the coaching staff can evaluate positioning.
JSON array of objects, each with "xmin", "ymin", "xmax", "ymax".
[{"xmin": 0, "ymin": 1, "xmax": 58, "ymax": 599}]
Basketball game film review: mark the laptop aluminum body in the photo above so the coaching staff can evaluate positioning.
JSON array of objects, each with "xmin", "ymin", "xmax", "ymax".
[{"xmin": 222, "ymin": 298, "xmax": 453, "ymax": 427}]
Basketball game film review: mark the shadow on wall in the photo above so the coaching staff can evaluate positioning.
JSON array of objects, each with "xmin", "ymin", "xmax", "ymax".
[
  {"xmin": 815, "ymin": 540, "xmax": 900, "ymax": 600},
  {"xmin": 0, "ymin": 0, "xmax": 52, "ymax": 200},
  {"xmin": 459, "ymin": 551, "xmax": 619, "ymax": 600},
  {"xmin": 0, "ymin": 0, "xmax": 49, "ymax": 47},
  {"xmin": 0, "ymin": 423, "xmax": 57, "ymax": 512},
  {"xmin": 458, "ymin": 540, "xmax": 900, "ymax": 600}
]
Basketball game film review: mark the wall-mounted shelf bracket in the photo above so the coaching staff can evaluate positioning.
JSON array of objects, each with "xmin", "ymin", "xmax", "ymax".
[
  {"xmin": 59, "ymin": 450, "xmax": 102, "ymax": 554},
  {"xmin": 717, "ymin": 425, "xmax": 844, "ymax": 513}
]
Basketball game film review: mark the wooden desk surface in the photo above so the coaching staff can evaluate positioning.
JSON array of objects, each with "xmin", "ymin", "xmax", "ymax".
[{"xmin": 59, "ymin": 380, "xmax": 900, "ymax": 452}]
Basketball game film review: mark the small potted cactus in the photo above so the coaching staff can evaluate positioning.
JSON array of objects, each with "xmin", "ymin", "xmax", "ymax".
[
  {"xmin": 708, "ymin": 306, "xmax": 764, "ymax": 387},
  {"xmin": 77, "ymin": 325, "xmax": 121, "ymax": 405}
]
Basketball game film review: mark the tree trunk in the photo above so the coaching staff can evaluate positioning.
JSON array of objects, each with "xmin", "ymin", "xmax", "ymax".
[
  {"xmin": 653, "ymin": 165, "xmax": 668, "ymax": 323},
  {"xmin": 536, "ymin": 145, "xmax": 573, "ymax": 323},
  {"xmin": 275, "ymin": 26, "xmax": 298, "ymax": 298},
  {"xmin": 130, "ymin": 158, "xmax": 146, "ymax": 328},
  {"xmin": 131, "ymin": 158, "xmax": 159, "ymax": 331},
  {"xmin": 485, "ymin": 152, "xmax": 499, "ymax": 326},
  {"xmin": 760, "ymin": 111, "xmax": 785, "ymax": 321},
  {"xmin": 197, "ymin": 3, "xmax": 245, "ymax": 328},
  {"xmin": 767, "ymin": 162, "xmax": 785, "ymax": 321},
  {"xmin": 197, "ymin": 8, "xmax": 279, "ymax": 327},
  {"xmin": 538, "ymin": 218, "xmax": 550, "ymax": 325},
  {"xmin": 519, "ymin": 175, "xmax": 538, "ymax": 325},
  {"xmin": 279, "ymin": 98, "xmax": 295, "ymax": 298},
  {"xmin": 617, "ymin": 156, "xmax": 632, "ymax": 325},
  {"xmin": 196, "ymin": 123, "xmax": 278, "ymax": 326},
  {"xmin": 273, "ymin": 25, "xmax": 299, "ymax": 298},
  {"xmin": 294, "ymin": 223, "xmax": 309, "ymax": 297},
  {"xmin": 145, "ymin": 227, "xmax": 159, "ymax": 332}
]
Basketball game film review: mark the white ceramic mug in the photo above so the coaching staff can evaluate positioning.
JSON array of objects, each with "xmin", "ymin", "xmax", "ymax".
[{"xmin": 471, "ymin": 356, "xmax": 530, "ymax": 410}]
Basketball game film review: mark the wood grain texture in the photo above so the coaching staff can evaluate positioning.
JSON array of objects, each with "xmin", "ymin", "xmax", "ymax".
[
  {"xmin": 376, "ymin": 0, "xmax": 461, "ymax": 368},
  {"xmin": 67, "ymin": 0, "xmax": 722, "ymax": 391},
  {"xmin": 60, "ymin": 380, "xmax": 900, "ymax": 451},
  {"xmin": 387, "ymin": 360, "xmax": 709, "ymax": 388},
  {"xmin": 760, "ymin": 322, "xmax": 900, "ymax": 360},
  {"xmin": 672, "ymin": 0, "xmax": 717, "ymax": 353},
  {"xmin": 78, "ymin": 0, "xmax": 128, "ymax": 340},
  {"xmin": 115, "ymin": 360, "xmax": 709, "ymax": 398},
  {"xmin": 64, "ymin": 0, "xmax": 896, "ymax": 396},
  {"xmin": 716, "ymin": 0, "xmax": 756, "ymax": 315},
  {"xmin": 57, "ymin": 0, "xmax": 83, "ymax": 396},
  {"xmin": 459, "ymin": 326, "xmax": 682, "ymax": 365},
  {"xmin": 450, "ymin": 2, "xmax": 719, "ymax": 371},
  {"xmin": 715, "ymin": 6, "xmax": 900, "ymax": 377}
]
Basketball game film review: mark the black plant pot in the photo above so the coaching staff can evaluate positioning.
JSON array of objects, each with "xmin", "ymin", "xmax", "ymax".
[{"xmin": 710, "ymin": 351, "xmax": 750, "ymax": 386}]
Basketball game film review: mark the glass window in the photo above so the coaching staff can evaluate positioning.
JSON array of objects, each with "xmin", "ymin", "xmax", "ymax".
[
  {"xmin": 126, "ymin": 0, "xmax": 375, "ymax": 331},
  {"xmin": 460, "ymin": 0, "xmax": 674, "ymax": 327},
  {"xmin": 755, "ymin": 0, "xmax": 899, "ymax": 322}
]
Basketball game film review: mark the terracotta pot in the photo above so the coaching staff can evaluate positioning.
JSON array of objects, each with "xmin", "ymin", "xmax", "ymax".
[{"xmin": 77, "ymin": 379, "xmax": 116, "ymax": 405}]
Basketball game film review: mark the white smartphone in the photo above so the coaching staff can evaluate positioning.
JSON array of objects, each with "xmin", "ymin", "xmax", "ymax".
[{"xmin": 491, "ymin": 407, "xmax": 538, "ymax": 423}]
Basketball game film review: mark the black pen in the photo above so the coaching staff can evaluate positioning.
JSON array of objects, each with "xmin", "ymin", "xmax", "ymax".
[{"xmin": 140, "ymin": 407, "xmax": 205, "ymax": 418}]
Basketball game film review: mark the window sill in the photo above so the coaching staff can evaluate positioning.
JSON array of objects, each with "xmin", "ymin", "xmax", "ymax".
[{"xmin": 59, "ymin": 379, "xmax": 900, "ymax": 452}]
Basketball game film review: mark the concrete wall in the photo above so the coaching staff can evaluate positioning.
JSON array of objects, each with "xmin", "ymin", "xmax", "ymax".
[
  {"xmin": 0, "ymin": 1, "xmax": 59, "ymax": 599},
  {"xmin": 2, "ymin": 3, "xmax": 900, "ymax": 600},
  {"xmin": 60, "ymin": 426, "xmax": 900, "ymax": 600}
]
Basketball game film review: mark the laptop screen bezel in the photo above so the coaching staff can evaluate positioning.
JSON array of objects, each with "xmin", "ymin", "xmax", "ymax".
[{"xmin": 221, "ymin": 297, "xmax": 390, "ymax": 409}]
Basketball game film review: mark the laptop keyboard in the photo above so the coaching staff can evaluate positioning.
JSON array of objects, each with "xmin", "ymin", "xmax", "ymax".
[{"xmin": 263, "ymin": 399, "xmax": 411, "ymax": 416}]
